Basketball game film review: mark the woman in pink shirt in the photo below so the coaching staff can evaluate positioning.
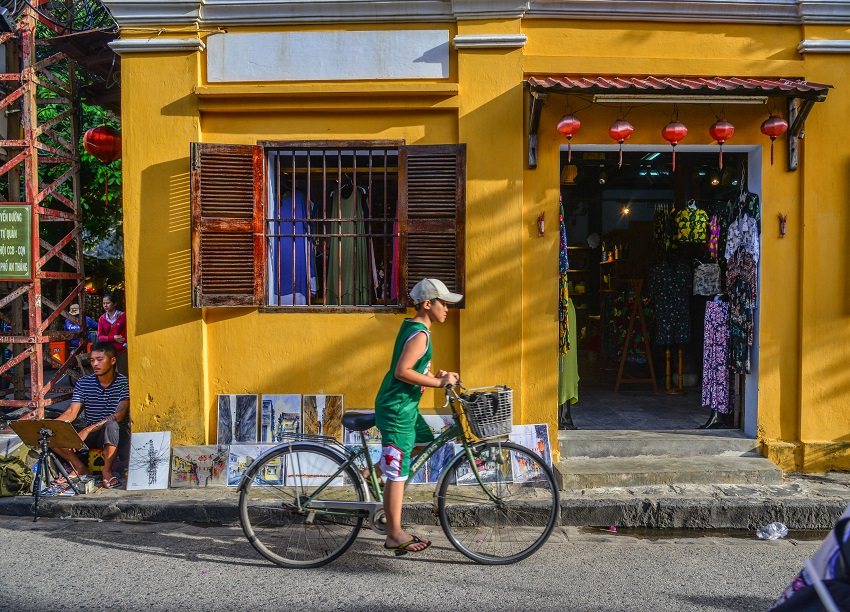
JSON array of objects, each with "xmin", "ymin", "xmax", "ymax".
[{"xmin": 98, "ymin": 293, "xmax": 128, "ymax": 375}]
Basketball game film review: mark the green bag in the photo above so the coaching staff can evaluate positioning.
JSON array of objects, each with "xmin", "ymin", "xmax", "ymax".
[{"xmin": 0, "ymin": 444, "xmax": 34, "ymax": 496}]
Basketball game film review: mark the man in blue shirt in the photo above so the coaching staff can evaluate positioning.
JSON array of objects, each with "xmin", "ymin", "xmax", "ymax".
[{"xmin": 53, "ymin": 341, "xmax": 130, "ymax": 488}]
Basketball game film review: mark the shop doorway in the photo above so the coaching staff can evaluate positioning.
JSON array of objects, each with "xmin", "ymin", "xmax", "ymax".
[{"xmin": 560, "ymin": 145, "xmax": 760, "ymax": 435}]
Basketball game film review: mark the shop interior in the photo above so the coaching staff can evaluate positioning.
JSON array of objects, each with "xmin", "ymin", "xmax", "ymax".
[{"xmin": 559, "ymin": 148, "xmax": 759, "ymax": 431}]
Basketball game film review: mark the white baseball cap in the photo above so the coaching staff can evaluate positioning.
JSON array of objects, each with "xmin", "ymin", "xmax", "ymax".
[{"xmin": 410, "ymin": 278, "xmax": 463, "ymax": 305}]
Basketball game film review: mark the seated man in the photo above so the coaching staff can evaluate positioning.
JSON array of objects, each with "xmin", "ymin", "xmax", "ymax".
[{"xmin": 53, "ymin": 341, "xmax": 130, "ymax": 488}]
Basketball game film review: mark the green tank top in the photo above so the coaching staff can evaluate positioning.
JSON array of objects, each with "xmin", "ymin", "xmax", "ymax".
[{"xmin": 375, "ymin": 319, "xmax": 432, "ymax": 415}]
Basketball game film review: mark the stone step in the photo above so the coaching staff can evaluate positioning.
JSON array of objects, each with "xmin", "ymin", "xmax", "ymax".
[
  {"xmin": 554, "ymin": 455, "xmax": 783, "ymax": 489},
  {"xmin": 558, "ymin": 429, "xmax": 759, "ymax": 459}
]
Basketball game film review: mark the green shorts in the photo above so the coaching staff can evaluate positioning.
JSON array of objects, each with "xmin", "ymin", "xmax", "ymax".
[{"xmin": 376, "ymin": 410, "xmax": 434, "ymax": 481}]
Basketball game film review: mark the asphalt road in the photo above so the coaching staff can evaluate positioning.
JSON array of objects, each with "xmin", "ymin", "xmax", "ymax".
[{"xmin": 0, "ymin": 517, "xmax": 818, "ymax": 611}]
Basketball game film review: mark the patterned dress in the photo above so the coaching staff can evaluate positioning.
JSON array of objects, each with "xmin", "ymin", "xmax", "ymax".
[
  {"xmin": 558, "ymin": 196, "xmax": 570, "ymax": 355},
  {"xmin": 648, "ymin": 261, "xmax": 692, "ymax": 345},
  {"xmin": 702, "ymin": 300, "xmax": 731, "ymax": 413}
]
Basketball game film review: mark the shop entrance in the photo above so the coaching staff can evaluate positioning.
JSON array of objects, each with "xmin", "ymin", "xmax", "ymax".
[{"xmin": 559, "ymin": 145, "xmax": 761, "ymax": 435}]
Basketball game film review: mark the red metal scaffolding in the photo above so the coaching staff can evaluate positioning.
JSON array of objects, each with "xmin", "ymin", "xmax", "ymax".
[{"xmin": 0, "ymin": 3, "xmax": 85, "ymax": 421}]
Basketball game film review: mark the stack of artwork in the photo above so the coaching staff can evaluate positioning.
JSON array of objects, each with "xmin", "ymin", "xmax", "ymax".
[{"xmin": 126, "ymin": 394, "xmax": 553, "ymax": 491}]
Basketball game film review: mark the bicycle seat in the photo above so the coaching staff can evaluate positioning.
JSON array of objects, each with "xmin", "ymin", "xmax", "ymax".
[{"xmin": 341, "ymin": 410, "xmax": 376, "ymax": 432}]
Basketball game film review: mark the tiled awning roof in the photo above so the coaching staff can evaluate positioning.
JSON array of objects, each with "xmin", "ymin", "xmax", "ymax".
[{"xmin": 526, "ymin": 75, "xmax": 831, "ymax": 100}]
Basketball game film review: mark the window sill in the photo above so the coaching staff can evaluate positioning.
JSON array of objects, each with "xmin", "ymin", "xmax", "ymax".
[{"xmin": 259, "ymin": 306, "xmax": 409, "ymax": 314}]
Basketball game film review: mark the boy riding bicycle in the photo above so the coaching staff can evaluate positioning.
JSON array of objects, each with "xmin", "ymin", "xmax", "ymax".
[{"xmin": 375, "ymin": 278, "xmax": 462, "ymax": 555}]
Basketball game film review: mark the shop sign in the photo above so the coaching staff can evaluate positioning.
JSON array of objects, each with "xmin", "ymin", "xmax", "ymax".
[{"xmin": 0, "ymin": 205, "xmax": 32, "ymax": 281}]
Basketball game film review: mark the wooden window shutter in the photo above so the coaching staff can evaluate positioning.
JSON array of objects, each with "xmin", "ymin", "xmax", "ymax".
[
  {"xmin": 398, "ymin": 144, "xmax": 466, "ymax": 307},
  {"xmin": 190, "ymin": 143, "xmax": 265, "ymax": 307}
]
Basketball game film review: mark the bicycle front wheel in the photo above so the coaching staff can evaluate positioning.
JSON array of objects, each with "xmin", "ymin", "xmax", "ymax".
[
  {"xmin": 239, "ymin": 443, "xmax": 365, "ymax": 568},
  {"xmin": 437, "ymin": 440, "xmax": 560, "ymax": 564}
]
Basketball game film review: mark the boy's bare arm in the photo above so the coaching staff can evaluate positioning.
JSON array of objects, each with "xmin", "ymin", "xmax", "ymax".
[{"xmin": 393, "ymin": 332, "xmax": 458, "ymax": 388}]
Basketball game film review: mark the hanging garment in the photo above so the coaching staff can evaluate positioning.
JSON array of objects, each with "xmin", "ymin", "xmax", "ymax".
[
  {"xmin": 558, "ymin": 197, "xmax": 570, "ymax": 355},
  {"xmin": 269, "ymin": 190, "xmax": 316, "ymax": 305},
  {"xmin": 675, "ymin": 206, "xmax": 709, "ymax": 243},
  {"xmin": 653, "ymin": 207, "xmax": 674, "ymax": 256},
  {"xmin": 605, "ymin": 290, "xmax": 654, "ymax": 364},
  {"xmin": 326, "ymin": 188, "xmax": 371, "ymax": 306},
  {"xmin": 558, "ymin": 298, "xmax": 579, "ymax": 407},
  {"xmin": 702, "ymin": 300, "xmax": 732, "ymax": 413},
  {"xmin": 648, "ymin": 261, "xmax": 692, "ymax": 345},
  {"xmin": 693, "ymin": 261, "xmax": 721, "ymax": 296},
  {"xmin": 708, "ymin": 215, "xmax": 720, "ymax": 259}
]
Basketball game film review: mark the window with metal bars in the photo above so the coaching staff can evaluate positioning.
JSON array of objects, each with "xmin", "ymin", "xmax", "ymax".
[
  {"xmin": 190, "ymin": 140, "xmax": 466, "ymax": 311},
  {"xmin": 267, "ymin": 145, "xmax": 399, "ymax": 307}
]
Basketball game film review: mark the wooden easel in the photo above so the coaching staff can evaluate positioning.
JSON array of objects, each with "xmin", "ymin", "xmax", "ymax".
[
  {"xmin": 663, "ymin": 347, "xmax": 687, "ymax": 394},
  {"xmin": 614, "ymin": 279, "xmax": 658, "ymax": 394}
]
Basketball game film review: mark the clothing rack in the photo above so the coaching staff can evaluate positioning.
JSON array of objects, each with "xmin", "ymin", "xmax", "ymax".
[{"xmin": 614, "ymin": 278, "xmax": 658, "ymax": 394}]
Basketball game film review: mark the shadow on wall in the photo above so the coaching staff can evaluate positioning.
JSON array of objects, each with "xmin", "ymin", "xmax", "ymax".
[{"xmin": 135, "ymin": 157, "xmax": 202, "ymax": 337}]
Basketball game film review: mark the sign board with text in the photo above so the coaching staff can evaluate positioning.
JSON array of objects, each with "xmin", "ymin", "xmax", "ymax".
[{"xmin": 0, "ymin": 205, "xmax": 32, "ymax": 281}]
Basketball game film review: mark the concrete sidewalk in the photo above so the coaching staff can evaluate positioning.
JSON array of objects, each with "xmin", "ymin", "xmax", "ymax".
[{"xmin": 1, "ymin": 471, "xmax": 847, "ymax": 530}]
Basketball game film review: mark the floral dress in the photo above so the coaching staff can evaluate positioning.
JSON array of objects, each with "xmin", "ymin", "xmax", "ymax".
[{"xmin": 702, "ymin": 300, "xmax": 731, "ymax": 413}]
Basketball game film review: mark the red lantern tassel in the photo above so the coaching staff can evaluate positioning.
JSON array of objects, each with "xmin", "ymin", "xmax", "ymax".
[
  {"xmin": 719, "ymin": 144, "xmax": 724, "ymax": 170},
  {"xmin": 671, "ymin": 146, "xmax": 676, "ymax": 172},
  {"xmin": 770, "ymin": 138, "xmax": 775, "ymax": 165},
  {"xmin": 618, "ymin": 143, "xmax": 623, "ymax": 168},
  {"xmin": 567, "ymin": 139, "xmax": 572, "ymax": 163}
]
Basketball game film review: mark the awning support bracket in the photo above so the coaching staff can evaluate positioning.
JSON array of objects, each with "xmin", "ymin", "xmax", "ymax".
[{"xmin": 528, "ymin": 90, "xmax": 546, "ymax": 169}]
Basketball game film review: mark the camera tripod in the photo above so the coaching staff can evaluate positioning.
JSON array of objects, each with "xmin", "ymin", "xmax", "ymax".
[{"xmin": 10, "ymin": 419, "xmax": 86, "ymax": 522}]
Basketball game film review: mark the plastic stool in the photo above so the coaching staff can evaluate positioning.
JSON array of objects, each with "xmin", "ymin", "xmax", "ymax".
[{"xmin": 87, "ymin": 448, "xmax": 104, "ymax": 475}]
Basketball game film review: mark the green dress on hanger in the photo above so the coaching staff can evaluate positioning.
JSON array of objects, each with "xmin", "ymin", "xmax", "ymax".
[
  {"xmin": 326, "ymin": 189, "xmax": 371, "ymax": 306},
  {"xmin": 559, "ymin": 297, "xmax": 579, "ymax": 406}
]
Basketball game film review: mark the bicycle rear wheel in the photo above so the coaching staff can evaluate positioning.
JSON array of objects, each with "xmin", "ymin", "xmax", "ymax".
[
  {"xmin": 239, "ymin": 443, "xmax": 365, "ymax": 568},
  {"xmin": 436, "ymin": 440, "xmax": 559, "ymax": 564}
]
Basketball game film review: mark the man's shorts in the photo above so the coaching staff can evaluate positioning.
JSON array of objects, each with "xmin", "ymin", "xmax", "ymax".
[{"xmin": 378, "ymin": 411, "xmax": 434, "ymax": 482}]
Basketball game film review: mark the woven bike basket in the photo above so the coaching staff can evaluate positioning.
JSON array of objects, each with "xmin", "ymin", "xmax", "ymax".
[{"xmin": 461, "ymin": 386, "xmax": 513, "ymax": 439}]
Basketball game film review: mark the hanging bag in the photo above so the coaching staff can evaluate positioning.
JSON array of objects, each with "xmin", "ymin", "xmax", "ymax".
[
  {"xmin": 693, "ymin": 261, "xmax": 721, "ymax": 296},
  {"xmin": 0, "ymin": 444, "xmax": 34, "ymax": 496}
]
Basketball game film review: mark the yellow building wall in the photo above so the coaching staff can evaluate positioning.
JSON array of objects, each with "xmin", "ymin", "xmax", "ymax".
[{"xmin": 119, "ymin": 16, "xmax": 850, "ymax": 470}]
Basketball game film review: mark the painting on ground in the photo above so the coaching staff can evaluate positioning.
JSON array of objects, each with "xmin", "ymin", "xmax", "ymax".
[
  {"xmin": 422, "ymin": 414, "xmax": 454, "ymax": 438},
  {"xmin": 509, "ymin": 424, "xmax": 552, "ymax": 466},
  {"xmin": 217, "ymin": 394, "xmax": 259, "ymax": 444},
  {"xmin": 170, "ymin": 445, "xmax": 228, "ymax": 488},
  {"xmin": 227, "ymin": 444, "xmax": 271, "ymax": 486},
  {"xmin": 426, "ymin": 443, "xmax": 455, "ymax": 484},
  {"xmin": 453, "ymin": 443, "xmax": 513, "ymax": 486},
  {"xmin": 302, "ymin": 394, "xmax": 344, "ymax": 441},
  {"xmin": 509, "ymin": 424, "xmax": 552, "ymax": 483},
  {"xmin": 260, "ymin": 394, "xmax": 301, "ymax": 443},
  {"xmin": 127, "ymin": 431, "xmax": 171, "ymax": 490}
]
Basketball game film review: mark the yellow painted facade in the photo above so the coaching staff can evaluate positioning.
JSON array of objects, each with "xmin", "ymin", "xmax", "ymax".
[{"xmin": 115, "ymin": 9, "xmax": 850, "ymax": 471}]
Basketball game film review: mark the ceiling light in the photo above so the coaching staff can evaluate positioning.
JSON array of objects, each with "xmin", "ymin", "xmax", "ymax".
[
  {"xmin": 709, "ymin": 170, "xmax": 721, "ymax": 186},
  {"xmin": 598, "ymin": 167, "xmax": 607, "ymax": 185},
  {"xmin": 594, "ymin": 94, "xmax": 768, "ymax": 105},
  {"xmin": 622, "ymin": 205, "xmax": 630, "ymax": 215},
  {"xmin": 643, "ymin": 152, "xmax": 661, "ymax": 161}
]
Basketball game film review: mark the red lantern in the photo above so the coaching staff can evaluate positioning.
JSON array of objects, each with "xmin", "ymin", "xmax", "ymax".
[
  {"xmin": 556, "ymin": 114, "xmax": 581, "ymax": 163},
  {"xmin": 760, "ymin": 115, "xmax": 788, "ymax": 165},
  {"xmin": 608, "ymin": 119, "xmax": 634, "ymax": 168},
  {"xmin": 83, "ymin": 125, "xmax": 122, "ymax": 208},
  {"xmin": 709, "ymin": 120, "xmax": 735, "ymax": 170},
  {"xmin": 661, "ymin": 121, "xmax": 688, "ymax": 172},
  {"xmin": 83, "ymin": 125, "xmax": 122, "ymax": 163}
]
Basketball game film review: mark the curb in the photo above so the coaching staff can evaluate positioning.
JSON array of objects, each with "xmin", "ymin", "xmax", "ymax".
[{"xmin": 1, "ymin": 495, "xmax": 845, "ymax": 530}]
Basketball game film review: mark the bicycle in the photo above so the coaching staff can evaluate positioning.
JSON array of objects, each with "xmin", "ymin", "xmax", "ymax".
[{"xmin": 238, "ymin": 383, "xmax": 560, "ymax": 568}]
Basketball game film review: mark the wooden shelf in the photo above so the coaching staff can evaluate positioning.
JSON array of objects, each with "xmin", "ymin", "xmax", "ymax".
[
  {"xmin": 566, "ymin": 269, "xmax": 591, "ymax": 274},
  {"xmin": 600, "ymin": 259, "xmax": 628, "ymax": 266},
  {"xmin": 567, "ymin": 246, "xmax": 592, "ymax": 250}
]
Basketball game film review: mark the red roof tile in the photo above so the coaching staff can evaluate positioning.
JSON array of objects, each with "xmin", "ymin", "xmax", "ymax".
[{"xmin": 526, "ymin": 75, "xmax": 831, "ymax": 99}]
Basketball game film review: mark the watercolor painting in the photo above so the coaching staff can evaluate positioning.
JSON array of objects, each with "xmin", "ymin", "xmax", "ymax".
[
  {"xmin": 302, "ymin": 394, "xmax": 344, "ymax": 441},
  {"xmin": 509, "ymin": 424, "xmax": 552, "ymax": 467},
  {"xmin": 279, "ymin": 448, "xmax": 345, "ymax": 487},
  {"xmin": 170, "ymin": 445, "xmax": 228, "ymax": 488},
  {"xmin": 453, "ymin": 443, "xmax": 513, "ymax": 486},
  {"xmin": 217, "ymin": 394, "xmax": 259, "ymax": 444},
  {"xmin": 227, "ymin": 444, "xmax": 272, "ymax": 486},
  {"xmin": 260, "ymin": 394, "xmax": 301, "ymax": 443},
  {"xmin": 426, "ymin": 443, "xmax": 456, "ymax": 484},
  {"xmin": 127, "ymin": 431, "xmax": 171, "ymax": 490},
  {"xmin": 422, "ymin": 414, "xmax": 455, "ymax": 438}
]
